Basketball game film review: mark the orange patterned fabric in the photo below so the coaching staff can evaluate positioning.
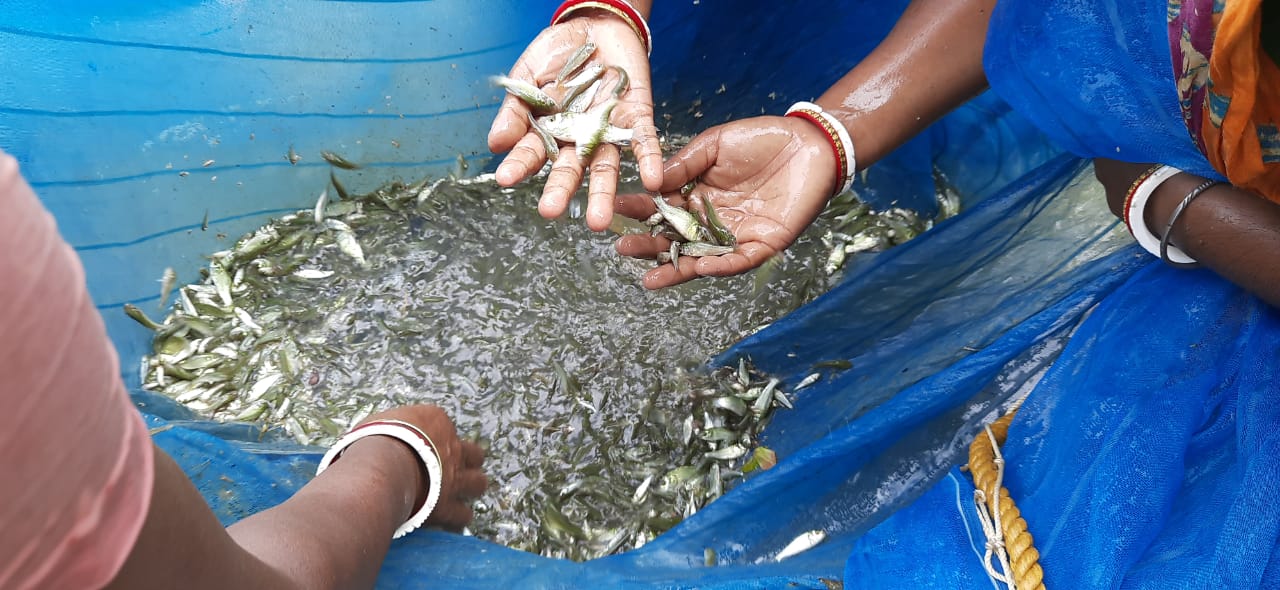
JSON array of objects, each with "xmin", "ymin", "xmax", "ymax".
[{"xmin": 1199, "ymin": 0, "xmax": 1280, "ymax": 202}]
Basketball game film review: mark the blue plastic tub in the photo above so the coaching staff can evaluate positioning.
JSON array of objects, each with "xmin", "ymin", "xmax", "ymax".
[{"xmin": 2, "ymin": 2, "xmax": 1113, "ymax": 588}]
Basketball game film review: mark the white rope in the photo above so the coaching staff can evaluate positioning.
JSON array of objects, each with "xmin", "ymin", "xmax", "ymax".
[{"xmin": 973, "ymin": 425, "xmax": 1016, "ymax": 590}]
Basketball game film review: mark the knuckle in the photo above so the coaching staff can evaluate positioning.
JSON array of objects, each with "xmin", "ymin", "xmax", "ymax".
[
  {"xmin": 510, "ymin": 143, "xmax": 542, "ymax": 162},
  {"xmin": 590, "ymin": 159, "xmax": 620, "ymax": 176},
  {"xmin": 547, "ymin": 166, "xmax": 579, "ymax": 184}
]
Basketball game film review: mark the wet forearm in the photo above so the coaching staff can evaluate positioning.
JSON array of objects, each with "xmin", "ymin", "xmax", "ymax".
[
  {"xmin": 109, "ymin": 438, "xmax": 421, "ymax": 590},
  {"xmin": 1095, "ymin": 158, "xmax": 1280, "ymax": 308},
  {"xmin": 227, "ymin": 437, "xmax": 422, "ymax": 589},
  {"xmin": 815, "ymin": 0, "xmax": 996, "ymax": 170},
  {"xmin": 1142, "ymin": 173, "xmax": 1280, "ymax": 308}
]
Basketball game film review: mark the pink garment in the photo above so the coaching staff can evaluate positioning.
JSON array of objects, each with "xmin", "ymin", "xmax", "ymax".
[{"xmin": 0, "ymin": 152, "xmax": 154, "ymax": 590}]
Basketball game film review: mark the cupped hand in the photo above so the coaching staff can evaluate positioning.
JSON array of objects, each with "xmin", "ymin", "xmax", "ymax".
[
  {"xmin": 357, "ymin": 405, "xmax": 488, "ymax": 532},
  {"xmin": 614, "ymin": 116, "xmax": 839, "ymax": 289},
  {"xmin": 487, "ymin": 14, "xmax": 662, "ymax": 232}
]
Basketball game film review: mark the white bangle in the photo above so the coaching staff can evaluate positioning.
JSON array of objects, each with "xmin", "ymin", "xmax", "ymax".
[
  {"xmin": 1125, "ymin": 165, "xmax": 1195, "ymax": 264},
  {"xmin": 785, "ymin": 101, "xmax": 857, "ymax": 196},
  {"xmin": 316, "ymin": 419, "xmax": 444, "ymax": 539}
]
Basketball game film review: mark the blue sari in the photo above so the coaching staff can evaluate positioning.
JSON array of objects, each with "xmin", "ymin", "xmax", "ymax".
[{"xmin": 982, "ymin": 0, "xmax": 1227, "ymax": 181}]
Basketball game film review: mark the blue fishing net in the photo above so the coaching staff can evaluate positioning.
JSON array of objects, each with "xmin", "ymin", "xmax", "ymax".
[
  {"xmin": 982, "ymin": 0, "xmax": 1227, "ymax": 181},
  {"xmin": 4, "ymin": 1, "xmax": 1271, "ymax": 588}
]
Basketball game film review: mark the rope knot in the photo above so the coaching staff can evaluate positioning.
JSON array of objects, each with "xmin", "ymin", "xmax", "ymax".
[{"xmin": 964, "ymin": 411, "xmax": 1046, "ymax": 590}]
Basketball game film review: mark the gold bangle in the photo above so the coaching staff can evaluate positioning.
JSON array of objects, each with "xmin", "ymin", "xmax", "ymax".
[
  {"xmin": 555, "ymin": 2, "xmax": 646, "ymax": 52},
  {"xmin": 789, "ymin": 108, "xmax": 849, "ymax": 195}
]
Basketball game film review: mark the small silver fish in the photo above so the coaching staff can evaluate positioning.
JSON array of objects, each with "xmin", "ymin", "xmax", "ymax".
[
  {"xmin": 210, "ymin": 263, "xmax": 233, "ymax": 307},
  {"xmin": 556, "ymin": 41, "xmax": 597, "ymax": 85},
  {"xmin": 528, "ymin": 113, "xmax": 560, "ymax": 160},
  {"xmin": 651, "ymin": 196, "xmax": 704, "ymax": 242},
  {"xmin": 605, "ymin": 65, "xmax": 630, "ymax": 99},
  {"xmin": 320, "ymin": 150, "xmax": 362, "ymax": 170},
  {"xmin": 324, "ymin": 219, "xmax": 366, "ymax": 266},
  {"xmin": 313, "ymin": 188, "xmax": 329, "ymax": 225},
  {"xmin": 491, "ymin": 75, "xmax": 559, "ymax": 113},
  {"xmin": 752, "ymin": 385, "xmax": 774, "ymax": 416},
  {"xmin": 775, "ymin": 530, "xmax": 826, "ymax": 561},
  {"xmin": 705, "ymin": 445, "xmax": 747, "ymax": 461},
  {"xmin": 334, "ymin": 232, "xmax": 366, "ymax": 266},
  {"xmin": 713, "ymin": 395, "xmax": 747, "ymax": 416},
  {"xmin": 658, "ymin": 466, "xmax": 701, "ymax": 495},
  {"xmin": 535, "ymin": 98, "xmax": 630, "ymax": 159},
  {"xmin": 680, "ymin": 242, "xmax": 735, "ymax": 257},
  {"xmin": 232, "ymin": 401, "xmax": 269, "ymax": 422},
  {"xmin": 330, "ymin": 169, "xmax": 350, "ymax": 201},
  {"xmin": 233, "ymin": 307, "xmax": 264, "ymax": 333},
  {"xmin": 849, "ymin": 227, "xmax": 891, "ymax": 253},
  {"xmin": 824, "ymin": 245, "xmax": 848, "ymax": 275},
  {"xmin": 158, "ymin": 267, "xmax": 177, "ymax": 309},
  {"xmin": 292, "ymin": 269, "xmax": 335, "ymax": 279},
  {"xmin": 631, "ymin": 474, "xmax": 654, "ymax": 504},
  {"xmin": 700, "ymin": 427, "xmax": 736, "ymax": 443},
  {"xmin": 232, "ymin": 227, "xmax": 281, "ymax": 259},
  {"xmin": 699, "ymin": 195, "xmax": 736, "ymax": 246},
  {"xmin": 563, "ymin": 77, "xmax": 604, "ymax": 115},
  {"xmin": 246, "ymin": 373, "xmax": 283, "ymax": 402},
  {"xmin": 124, "ymin": 303, "xmax": 162, "ymax": 331}
]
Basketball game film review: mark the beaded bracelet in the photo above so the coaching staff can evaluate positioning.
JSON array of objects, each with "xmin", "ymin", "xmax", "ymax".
[
  {"xmin": 552, "ymin": 0, "xmax": 652, "ymax": 56},
  {"xmin": 784, "ymin": 101, "xmax": 856, "ymax": 197},
  {"xmin": 316, "ymin": 419, "xmax": 444, "ymax": 539},
  {"xmin": 1159, "ymin": 180, "xmax": 1220, "ymax": 268},
  {"xmin": 1121, "ymin": 164, "xmax": 1164, "ymax": 232},
  {"xmin": 1124, "ymin": 165, "xmax": 1183, "ymax": 261}
]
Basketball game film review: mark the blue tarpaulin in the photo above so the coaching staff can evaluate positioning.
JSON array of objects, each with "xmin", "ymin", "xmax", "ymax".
[{"xmin": 3, "ymin": 1, "xmax": 1273, "ymax": 588}]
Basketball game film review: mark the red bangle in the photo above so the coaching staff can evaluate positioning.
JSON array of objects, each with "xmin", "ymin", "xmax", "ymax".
[
  {"xmin": 551, "ymin": 0, "xmax": 652, "ymax": 56},
  {"xmin": 1121, "ymin": 164, "xmax": 1163, "ymax": 233},
  {"xmin": 785, "ymin": 110, "xmax": 848, "ymax": 196}
]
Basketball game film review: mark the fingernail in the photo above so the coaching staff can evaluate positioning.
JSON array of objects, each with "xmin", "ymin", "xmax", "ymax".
[{"xmin": 496, "ymin": 163, "xmax": 520, "ymax": 185}]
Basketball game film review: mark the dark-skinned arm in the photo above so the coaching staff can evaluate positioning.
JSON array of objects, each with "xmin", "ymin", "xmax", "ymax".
[
  {"xmin": 814, "ymin": 0, "xmax": 997, "ymax": 171},
  {"xmin": 615, "ymin": 0, "xmax": 998, "ymax": 288},
  {"xmin": 1095, "ymin": 158, "xmax": 1280, "ymax": 308},
  {"xmin": 106, "ymin": 405, "xmax": 487, "ymax": 590}
]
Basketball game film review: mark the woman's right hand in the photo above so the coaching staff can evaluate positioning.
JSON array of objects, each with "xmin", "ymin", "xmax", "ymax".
[
  {"xmin": 487, "ymin": 10, "xmax": 663, "ymax": 232},
  {"xmin": 614, "ymin": 116, "xmax": 840, "ymax": 289},
  {"xmin": 354, "ymin": 405, "xmax": 488, "ymax": 531}
]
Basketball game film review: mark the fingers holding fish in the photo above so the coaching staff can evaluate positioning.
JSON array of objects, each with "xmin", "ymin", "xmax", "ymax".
[
  {"xmin": 585, "ymin": 143, "xmax": 623, "ymax": 231},
  {"xmin": 538, "ymin": 149, "xmax": 587, "ymax": 221},
  {"xmin": 496, "ymin": 130, "xmax": 552, "ymax": 187}
]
